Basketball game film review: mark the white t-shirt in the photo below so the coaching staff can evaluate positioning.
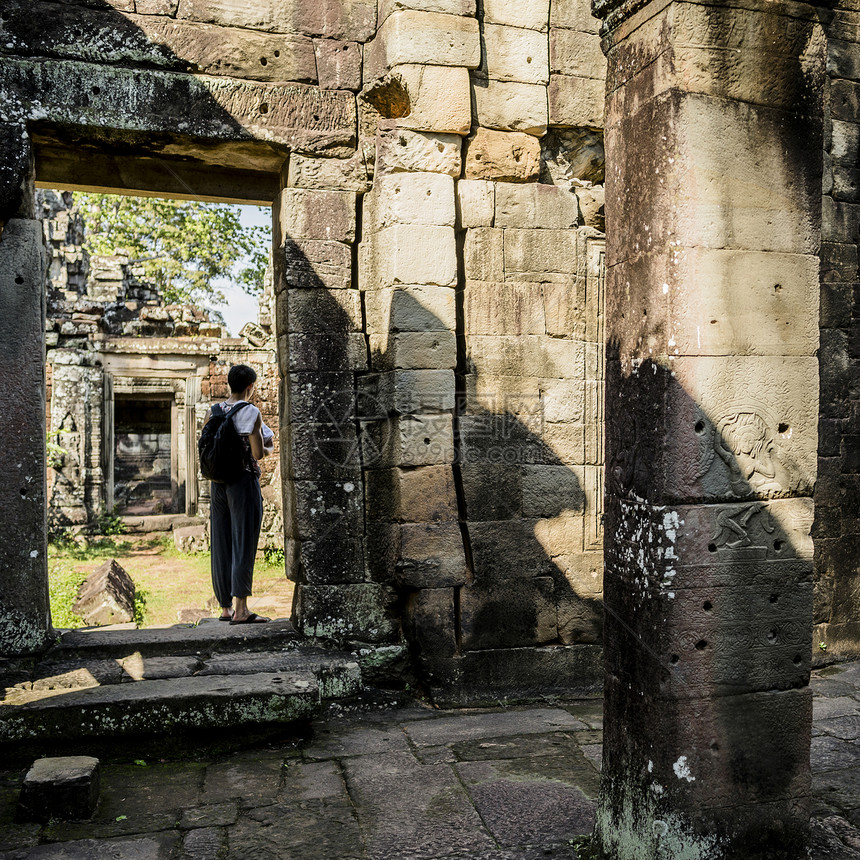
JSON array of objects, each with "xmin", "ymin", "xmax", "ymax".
[{"xmin": 221, "ymin": 401, "xmax": 274, "ymax": 445}]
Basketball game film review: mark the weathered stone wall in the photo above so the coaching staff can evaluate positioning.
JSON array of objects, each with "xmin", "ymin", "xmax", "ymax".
[
  {"xmin": 815, "ymin": 6, "xmax": 860, "ymax": 658},
  {"xmin": 0, "ymin": 0, "xmax": 612, "ymax": 690}
]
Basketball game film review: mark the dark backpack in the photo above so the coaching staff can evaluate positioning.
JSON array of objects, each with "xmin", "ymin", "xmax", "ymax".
[{"xmin": 198, "ymin": 402, "xmax": 252, "ymax": 484}]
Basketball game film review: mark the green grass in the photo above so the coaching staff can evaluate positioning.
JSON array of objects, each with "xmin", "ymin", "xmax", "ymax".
[{"xmin": 48, "ymin": 536, "xmax": 293, "ymax": 629}]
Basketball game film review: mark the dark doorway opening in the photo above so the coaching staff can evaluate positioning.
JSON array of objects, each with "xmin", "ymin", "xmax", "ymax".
[{"xmin": 114, "ymin": 394, "xmax": 176, "ymax": 515}]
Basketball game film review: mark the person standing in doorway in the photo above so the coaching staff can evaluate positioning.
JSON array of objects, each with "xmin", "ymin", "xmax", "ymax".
[{"xmin": 204, "ymin": 364, "xmax": 275, "ymax": 624}]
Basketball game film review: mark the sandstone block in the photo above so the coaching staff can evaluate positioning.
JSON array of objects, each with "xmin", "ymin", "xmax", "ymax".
[
  {"xmin": 285, "ymin": 330, "xmax": 365, "ymax": 373},
  {"xmin": 380, "ymin": 0, "xmax": 476, "ymax": 22},
  {"xmin": 368, "ymin": 224, "xmax": 457, "ymax": 287},
  {"xmin": 295, "ymin": 584, "xmax": 399, "ymax": 642},
  {"xmin": 483, "ymin": 24, "xmax": 549, "ymax": 85},
  {"xmin": 278, "ymin": 239, "xmax": 352, "ymax": 291},
  {"xmin": 464, "ymin": 228, "xmax": 504, "ymax": 281},
  {"xmin": 279, "ymin": 288, "xmax": 363, "ymax": 333},
  {"xmin": 542, "ymin": 423, "xmax": 586, "ymax": 464},
  {"xmin": 135, "ymin": 0, "xmax": 178, "ymax": 13},
  {"xmin": 288, "ymin": 153, "xmax": 370, "ymax": 193},
  {"xmin": 360, "ymin": 369, "xmax": 456, "ymax": 414},
  {"xmin": 550, "ymin": 0, "xmax": 600, "ymax": 33},
  {"xmin": 495, "ymin": 182, "xmax": 579, "ymax": 228},
  {"xmin": 368, "ymin": 10, "xmax": 480, "ymax": 78},
  {"xmin": 397, "ymin": 522, "xmax": 469, "ymax": 587},
  {"xmin": 404, "ymin": 587, "xmax": 459, "ymax": 670},
  {"xmin": 375, "ymin": 124, "xmax": 463, "ymax": 176},
  {"xmin": 276, "ymin": 188, "xmax": 356, "ymax": 242},
  {"xmin": 365, "ymin": 465, "xmax": 459, "ymax": 521},
  {"xmin": 543, "ymin": 281, "xmax": 584, "ymax": 338},
  {"xmin": 370, "ymin": 330, "xmax": 457, "ymax": 370},
  {"xmin": 474, "ymin": 79, "xmax": 548, "ymax": 135},
  {"xmin": 177, "ymin": 0, "xmax": 378, "ymax": 42},
  {"xmin": 461, "ymin": 464, "xmax": 522, "ymax": 520},
  {"xmin": 285, "ymin": 371, "xmax": 355, "ymax": 423},
  {"xmin": 469, "ymin": 520, "xmax": 560, "ymax": 581},
  {"xmin": 291, "ymin": 478, "xmax": 364, "ymax": 542},
  {"xmin": 391, "ymin": 64, "xmax": 472, "ymax": 134},
  {"xmin": 457, "ymin": 179, "xmax": 495, "ymax": 227},
  {"xmin": 463, "ymin": 128, "xmax": 541, "ymax": 181},
  {"xmin": 284, "ymin": 421, "xmax": 363, "ymax": 481},
  {"xmin": 541, "ymin": 378, "xmax": 586, "ymax": 423},
  {"xmin": 364, "ymin": 285, "xmax": 457, "ymax": 332},
  {"xmin": 503, "ymin": 229, "xmax": 578, "ymax": 278},
  {"xmin": 550, "ymin": 28, "xmax": 606, "ymax": 79},
  {"xmin": 72, "ymin": 559, "xmax": 136, "ymax": 626},
  {"xmin": 366, "ymin": 173, "xmax": 456, "ymax": 229},
  {"xmin": 484, "ymin": 0, "xmax": 550, "ymax": 31},
  {"xmin": 460, "ymin": 577, "xmax": 557, "ymax": 649},
  {"xmin": 548, "ymin": 74, "xmax": 605, "ymax": 127},
  {"xmin": 557, "ymin": 590, "xmax": 602, "ymax": 644},
  {"xmin": 314, "ymin": 39, "xmax": 362, "ymax": 91},
  {"xmin": 831, "ymin": 119, "xmax": 859, "ymax": 165},
  {"xmin": 17, "ymin": 757, "xmax": 100, "ymax": 824},
  {"xmin": 0, "ymin": 57, "xmax": 357, "ymax": 158},
  {"xmin": 574, "ymin": 184, "xmax": 604, "ymax": 230},
  {"xmin": 362, "ymin": 413, "xmax": 455, "ymax": 466},
  {"xmin": 174, "ymin": 525, "xmax": 208, "ymax": 553},
  {"xmin": 464, "ymin": 280, "xmax": 547, "ymax": 335}
]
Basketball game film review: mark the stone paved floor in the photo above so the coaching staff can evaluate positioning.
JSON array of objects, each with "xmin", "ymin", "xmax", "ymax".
[{"xmin": 1, "ymin": 661, "xmax": 860, "ymax": 859}]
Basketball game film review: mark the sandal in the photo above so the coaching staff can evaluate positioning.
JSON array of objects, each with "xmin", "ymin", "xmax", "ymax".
[{"xmin": 229, "ymin": 612, "xmax": 270, "ymax": 625}]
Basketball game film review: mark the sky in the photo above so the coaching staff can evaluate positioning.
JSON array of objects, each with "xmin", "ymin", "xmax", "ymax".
[{"xmin": 211, "ymin": 204, "xmax": 273, "ymax": 336}]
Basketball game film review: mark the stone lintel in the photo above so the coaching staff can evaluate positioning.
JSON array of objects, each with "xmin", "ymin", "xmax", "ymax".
[
  {"xmin": 1, "ymin": 57, "xmax": 356, "ymax": 158},
  {"xmin": 34, "ymin": 143, "xmax": 280, "ymax": 205}
]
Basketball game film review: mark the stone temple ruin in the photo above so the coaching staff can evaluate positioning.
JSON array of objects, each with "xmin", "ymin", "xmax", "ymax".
[
  {"xmin": 0, "ymin": 0, "xmax": 857, "ymax": 854},
  {"xmin": 39, "ymin": 190, "xmax": 284, "ymax": 547}
]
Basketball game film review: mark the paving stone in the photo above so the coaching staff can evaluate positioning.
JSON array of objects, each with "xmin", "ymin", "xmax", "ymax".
[
  {"xmin": 179, "ymin": 802, "xmax": 239, "ymax": 830},
  {"xmin": 814, "ymin": 696, "xmax": 860, "ymax": 720},
  {"xmin": 811, "ymin": 737, "xmax": 860, "ymax": 773},
  {"xmin": 201, "ymin": 751, "xmax": 285, "ymax": 808},
  {"xmin": 226, "ymin": 798, "xmax": 362, "ymax": 860},
  {"xmin": 814, "ymin": 767, "xmax": 860, "ymax": 812},
  {"xmin": 279, "ymin": 760, "xmax": 346, "ymax": 801},
  {"xmin": 99, "ymin": 763, "xmax": 205, "ymax": 819},
  {"xmin": 402, "ymin": 708, "xmax": 586, "ymax": 746},
  {"xmin": 182, "ymin": 827, "xmax": 224, "ymax": 860},
  {"xmin": 456, "ymin": 758, "xmax": 596, "ymax": 845},
  {"xmin": 452, "ymin": 731, "xmax": 584, "ymax": 761},
  {"xmin": 343, "ymin": 751, "xmax": 496, "ymax": 859},
  {"xmin": 41, "ymin": 812, "xmax": 179, "ymax": 843},
  {"xmin": 819, "ymin": 715, "xmax": 860, "ymax": 741},
  {"xmin": 303, "ymin": 724, "xmax": 412, "ymax": 759},
  {"xmin": 5, "ymin": 833, "xmax": 179, "ymax": 859},
  {"xmin": 580, "ymin": 744, "xmax": 602, "ymax": 770},
  {"xmin": 812, "ymin": 677, "xmax": 857, "ymax": 699}
]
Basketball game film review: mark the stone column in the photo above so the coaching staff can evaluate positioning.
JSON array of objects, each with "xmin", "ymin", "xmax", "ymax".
[
  {"xmin": 273, "ymin": 173, "xmax": 399, "ymax": 643},
  {"xmin": 592, "ymin": 0, "xmax": 825, "ymax": 856},
  {"xmin": 0, "ymin": 138, "xmax": 51, "ymax": 656}
]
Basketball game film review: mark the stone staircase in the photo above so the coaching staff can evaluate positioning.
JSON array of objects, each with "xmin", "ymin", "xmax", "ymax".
[{"xmin": 0, "ymin": 620, "xmax": 365, "ymax": 760}]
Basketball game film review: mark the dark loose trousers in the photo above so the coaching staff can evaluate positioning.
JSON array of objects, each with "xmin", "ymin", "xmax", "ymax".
[{"xmin": 210, "ymin": 471, "xmax": 263, "ymax": 606}]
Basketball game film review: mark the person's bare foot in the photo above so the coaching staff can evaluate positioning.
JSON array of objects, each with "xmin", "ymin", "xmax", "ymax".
[{"xmin": 218, "ymin": 607, "xmax": 233, "ymax": 621}]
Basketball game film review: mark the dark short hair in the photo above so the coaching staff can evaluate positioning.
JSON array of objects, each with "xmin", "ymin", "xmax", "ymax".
[{"xmin": 228, "ymin": 364, "xmax": 257, "ymax": 393}]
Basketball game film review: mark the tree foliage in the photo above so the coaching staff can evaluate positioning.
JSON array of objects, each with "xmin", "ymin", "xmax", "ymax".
[{"xmin": 74, "ymin": 193, "xmax": 270, "ymax": 305}]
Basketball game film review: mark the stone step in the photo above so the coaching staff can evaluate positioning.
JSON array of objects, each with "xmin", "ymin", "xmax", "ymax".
[
  {"xmin": 48, "ymin": 619, "xmax": 299, "ymax": 660},
  {"xmin": 6, "ymin": 648, "xmax": 361, "ymax": 701},
  {"xmin": 0, "ymin": 672, "xmax": 321, "ymax": 745}
]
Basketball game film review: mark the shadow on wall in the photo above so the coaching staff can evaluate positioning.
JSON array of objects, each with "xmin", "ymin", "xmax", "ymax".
[
  {"xmin": 278, "ymin": 235, "xmax": 603, "ymax": 689},
  {"xmin": 597, "ymin": 339, "xmax": 814, "ymax": 856}
]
